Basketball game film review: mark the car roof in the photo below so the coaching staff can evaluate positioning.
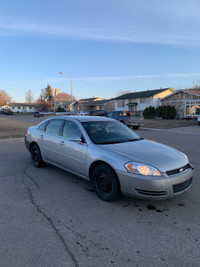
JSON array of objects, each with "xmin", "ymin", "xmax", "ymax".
[{"xmin": 47, "ymin": 115, "xmax": 113, "ymax": 123}]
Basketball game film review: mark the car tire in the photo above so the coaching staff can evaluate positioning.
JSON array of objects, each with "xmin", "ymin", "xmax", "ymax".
[
  {"xmin": 133, "ymin": 126, "xmax": 139, "ymax": 130},
  {"xmin": 92, "ymin": 164, "xmax": 120, "ymax": 201},
  {"xmin": 31, "ymin": 144, "xmax": 44, "ymax": 168}
]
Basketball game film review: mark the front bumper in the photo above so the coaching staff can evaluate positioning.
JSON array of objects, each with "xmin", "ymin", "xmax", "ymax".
[{"xmin": 117, "ymin": 167, "xmax": 194, "ymax": 200}]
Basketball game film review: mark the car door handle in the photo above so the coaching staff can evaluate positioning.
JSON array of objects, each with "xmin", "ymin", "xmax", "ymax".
[
  {"xmin": 40, "ymin": 134, "xmax": 44, "ymax": 139},
  {"xmin": 59, "ymin": 141, "xmax": 65, "ymax": 145}
]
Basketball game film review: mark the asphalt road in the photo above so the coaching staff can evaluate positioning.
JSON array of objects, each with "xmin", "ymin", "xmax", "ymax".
[{"xmin": 0, "ymin": 128, "xmax": 200, "ymax": 267}]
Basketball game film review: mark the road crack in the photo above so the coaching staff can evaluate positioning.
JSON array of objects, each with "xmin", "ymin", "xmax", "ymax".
[{"xmin": 22, "ymin": 165, "xmax": 79, "ymax": 267}]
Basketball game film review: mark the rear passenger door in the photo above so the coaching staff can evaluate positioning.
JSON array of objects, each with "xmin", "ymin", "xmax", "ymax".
[{"xmin": 39, "ymin": 119, "xmax": 65, "ymax": 164}]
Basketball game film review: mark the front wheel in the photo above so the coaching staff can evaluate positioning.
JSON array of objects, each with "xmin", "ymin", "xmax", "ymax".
[
  {"xmin": 92, "ymin": 164, "xmax": 120, "ymax": 201},
  {"xmin": 133, "ymin": 126, "xmax": 139, "ymax": 130},
  {"xmin": 31, "ymin": 144, "xmax": 44, "ymax": 168}
]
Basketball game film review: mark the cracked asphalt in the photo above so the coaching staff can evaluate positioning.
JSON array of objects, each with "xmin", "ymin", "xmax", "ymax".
[{"xmin": 0, "ymin": 128, "xmax": 200, "ymax": 267}]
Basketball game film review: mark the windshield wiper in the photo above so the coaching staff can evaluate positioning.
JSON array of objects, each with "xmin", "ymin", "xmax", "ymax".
[{"xmin": 127, "ymin": 138, "xmax": 143, "ymax": 142}]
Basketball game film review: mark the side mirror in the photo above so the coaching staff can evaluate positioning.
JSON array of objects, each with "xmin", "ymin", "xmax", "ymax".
[{"xmin": 69, "ymin": 136, "xmax": 86, "ymax": 144}]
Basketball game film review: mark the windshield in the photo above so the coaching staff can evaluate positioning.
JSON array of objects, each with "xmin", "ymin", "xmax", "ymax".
[{"xmin": 82, "ymin": 121, "xmax": 141, "ymax": 144}]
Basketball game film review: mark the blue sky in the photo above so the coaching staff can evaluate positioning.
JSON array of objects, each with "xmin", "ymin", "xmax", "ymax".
[{"xmin": 1, "ymin": 0, "xmax": 200, "ymax": 102}]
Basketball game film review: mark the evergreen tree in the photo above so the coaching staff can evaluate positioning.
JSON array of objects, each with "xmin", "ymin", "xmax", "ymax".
[{"xmin": 44, "ymin": 84, "xmax": 53, "ymax": 101}]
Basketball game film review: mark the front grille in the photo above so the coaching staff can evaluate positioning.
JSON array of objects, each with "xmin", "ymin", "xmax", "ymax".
[
  {"xmin": 136, "ymin": 189, "xmax": 166, "ymax": 196},
  {"xmin": 166, "ymin": 163, "xmax": 191, "ymax": 176},
  {"xmin": 173, "ymin": 178, "xmax": 193, "ymax": 193}
]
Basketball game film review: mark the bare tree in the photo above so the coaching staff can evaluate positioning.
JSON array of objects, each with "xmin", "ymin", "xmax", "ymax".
[
  {"xmin": 0, "ymin": 90, "xmax": 11, "ymax": 106},
  {"xmin": 56, "ymin": 92, "xmax": 76, "ymax": 102},
  {"xmin": 25, "ymin": 90, "xmax": 34, "ymax": 103}
]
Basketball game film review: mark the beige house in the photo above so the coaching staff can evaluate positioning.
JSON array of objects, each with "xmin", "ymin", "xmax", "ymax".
[{"xmin": 160, "ymin": 89, "xmax": 200, "ymax": 118}]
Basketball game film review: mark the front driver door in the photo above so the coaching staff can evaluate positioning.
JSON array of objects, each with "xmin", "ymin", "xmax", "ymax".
[{"xmin": 57, "ymin": 120, "xmax": 88, "ymax": 177}]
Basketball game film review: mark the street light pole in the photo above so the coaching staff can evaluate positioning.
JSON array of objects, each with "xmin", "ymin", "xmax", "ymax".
[{"xmin": 59, "ymin": 72, "xmax": 73, "ymax": 112}]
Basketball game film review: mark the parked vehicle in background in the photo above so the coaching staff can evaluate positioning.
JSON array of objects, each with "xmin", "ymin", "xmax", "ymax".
[
  {"xmin": 197, "ymin": 115, "xmax": 200, "ymax": 126},
  {"xmin": 25, "ymin": 116, "xmax": 193, "ymax": 202},
  {"xmin": 34, "ymin": 111, "xmax": 44, "ymax": 117},
  {"xmin": 107, "ymin": 110, "xmax": 144, "ymax": 129},
  {"xmin": 77, "ymin": 111, "xmax": 88, "ymax": 116},
  {"xmin": 1, "ymin": 108, "xmax": 13, "ymax": 115},
  {"xmin": 87, "ymin": 109, "xmax": 108, "ymax": 116}
]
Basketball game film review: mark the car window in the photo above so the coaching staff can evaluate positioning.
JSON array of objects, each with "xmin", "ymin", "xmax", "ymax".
[
  {"xmin": 82, "ymin": 120, "xmax": 141, "ymax": 144},
  {"xmin": 112, "ymin": 112, "xmax": 118, "ymax": 119},
  {"xmin": 62, "ymin": 120, "xmax": 82, "ymax": 139},
  {"xmin": 45, "ymin": 119, "xmax": 64, "ymax": 135},
  {"xmin": 38, "ymin": 122, "xmax": 48, "ymax": 131},
  {"xmin": 107, "ymin": 112, "xmax": 113, "ymax": 118}
]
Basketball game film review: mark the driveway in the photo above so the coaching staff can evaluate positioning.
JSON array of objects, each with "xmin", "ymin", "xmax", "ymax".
[{"xmin": 0, "ymin": 127, "xmax": 199, "ymax": 266}]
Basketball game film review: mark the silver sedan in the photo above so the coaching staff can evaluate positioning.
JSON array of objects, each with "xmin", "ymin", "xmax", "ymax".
[{"xmin": 25, "ymin": 116, "xmax": 194, "ymax": 201}]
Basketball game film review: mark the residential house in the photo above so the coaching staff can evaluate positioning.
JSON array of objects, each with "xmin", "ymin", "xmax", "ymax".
[
  {"xmin": 160, "ymin": 89, "xmax": 200, "ymax": 118},
  {"xmin": 0, "ymin": 103, "xmax": 37, "ymax": 113},
  {"xmin": 54, "ymin": 101, "xmax": 71, "ymax": 111},
  {"xmin": 114, "ymin": 88, "xmax": 175, "ymax": 115},
  {"xmin": 73, "ymin": 97, "xmax": 114, "ymax": 113}
]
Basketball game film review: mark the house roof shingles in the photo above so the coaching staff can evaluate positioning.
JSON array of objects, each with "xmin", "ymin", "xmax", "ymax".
[
  {"xmin": 79, "ymin": 99, "xmax": 113, "ymax": 106},
  {"xmin": 185, "ymin": 89, "xmax": 200, "ymax": 96},
  {"xmin": 114, "ymin": 88, "xmax": 174, "ymax": 100}
]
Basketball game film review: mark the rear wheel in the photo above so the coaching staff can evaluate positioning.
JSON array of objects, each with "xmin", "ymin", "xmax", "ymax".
[
  {"xmin": 133, "ymin": 126, "xmax": 139, "ymax": 130},
  {"xmin": 31, "ymin": 144, "xmax": 44, "ymax": 168},
  {"xmin": 92, "ymin": 164, "xmax": 120, "ymax": 201}
]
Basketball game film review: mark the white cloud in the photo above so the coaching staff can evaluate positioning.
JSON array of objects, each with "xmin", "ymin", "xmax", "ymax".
[
  {"xmin": 1, "ymin": 0, "xmax": 200, "ymax": 45},
  {"xmin": 0, "ymin": 20, "xmax": 200, "ymax": 45}
]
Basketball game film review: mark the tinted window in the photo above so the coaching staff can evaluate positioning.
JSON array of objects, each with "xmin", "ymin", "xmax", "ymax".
[
  {"xmin": 62, "ymin": 121, "xmax": 82, "ymax": 139},
  {"xmin": 112, "ymin": 112, "xmax": 118, "ymax": 119},
  {"xmin": 45, "ymin": 120, "xmax": 64, "ymax": 135},
  {"xmin": 107, "ymin": 112, "xmax": 113, "ymax": 118},
  {"xmin": 38, "ymin": 122, "xmax": 48, "ymax": 131},
  {"xmin": 82, "ymin": 121, "xmax": 141, "ymax": 144}
]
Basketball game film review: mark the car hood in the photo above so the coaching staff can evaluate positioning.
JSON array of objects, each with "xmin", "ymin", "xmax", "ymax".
[{"xmin": 101, "ymin": 139, "xmax": 188, "ymax": 172}]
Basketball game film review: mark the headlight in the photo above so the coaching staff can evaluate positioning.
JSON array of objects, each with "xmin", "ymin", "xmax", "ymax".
[{"xmin": 124, "ymin": 162, "xmax": 161, "ymax": 176}]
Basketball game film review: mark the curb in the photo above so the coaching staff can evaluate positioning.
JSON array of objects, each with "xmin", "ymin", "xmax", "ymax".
[{"xmin": 0, "ymin": 137, "xmax": 24, "ymax": 143}]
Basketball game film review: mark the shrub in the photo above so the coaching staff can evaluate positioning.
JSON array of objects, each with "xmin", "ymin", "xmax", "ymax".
[
  {"xmin": 144, "ymin": 105, "xmax": 176, "ymax": 119},
  {"xmin": 143, "ymin": 106, "xmax": 156, "ymax": 119},
  {"xmin": 56, "ymin": 107, "xmax": 65, "ymax": 112}
]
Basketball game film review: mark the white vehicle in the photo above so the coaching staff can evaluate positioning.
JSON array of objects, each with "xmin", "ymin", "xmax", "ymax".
[{"xmin": 77, "ymin": 111, "xmax": 88, "ymax": 116}]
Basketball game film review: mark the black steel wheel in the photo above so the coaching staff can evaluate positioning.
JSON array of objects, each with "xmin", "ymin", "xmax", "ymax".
[
  {"xmin": 92, "ymin": 164, "xmax": 120, "ymax": 201},
  {"xmin": 31, "ymin": 144, "xmax": 44, "ymax": 168}
]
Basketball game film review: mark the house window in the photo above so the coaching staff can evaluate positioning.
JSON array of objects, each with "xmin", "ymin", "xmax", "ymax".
[
  {"xmin": 196, "ymin": 105, "xmax": 200, "ymax": 115},
  {"xmin": 140, "ymin": 97, "xmax": 150, "ymax": 103},
  {"xmin": 122, "ymin": 100, "xmax": 125, "ymax": 107},
  {"xmin": 185, "ymin": 101, "xmax": 200, "ymax": 116},
  {"xmin": 118, "ymin": 100, "xmax": 121, "ymax": 108}
]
